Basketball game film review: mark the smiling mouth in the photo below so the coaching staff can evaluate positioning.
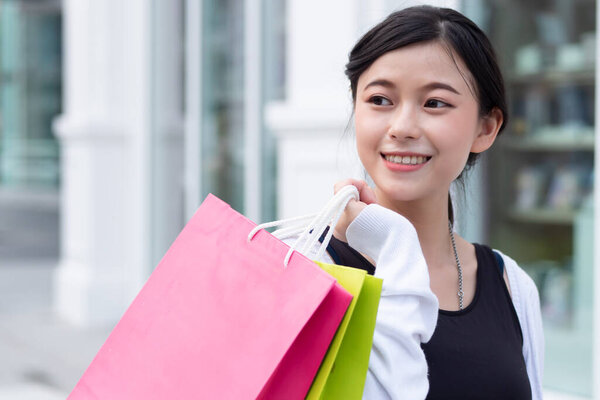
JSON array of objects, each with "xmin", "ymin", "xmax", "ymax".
[{"xmin": 382, "ymin": 154, "xmax": 431, "ymax": 165}]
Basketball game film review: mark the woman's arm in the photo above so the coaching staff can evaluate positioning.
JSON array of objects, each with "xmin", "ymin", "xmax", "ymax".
[{"xmin": 345, "ymin": 204, "xmax": 439, "ymax": 399}]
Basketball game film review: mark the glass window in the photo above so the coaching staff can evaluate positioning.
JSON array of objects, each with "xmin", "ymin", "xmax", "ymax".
[
  {"xmin": 0, "ymin": 0, "xmax": 61, "ymax": 188},
  {"xmin": 201, "ymin": 0, "xmax": 245, "ymax": 212},
  {"xmin": 261, "ymin": 0, "xmax": 286, "ymax": 221},
  {"xmin": 463, "ymin": 0, "xmax": 596, "ymax": 396},
  {"xmin": 200, "ymin": 0, "xmax": 284, "ymax": 220},
  {"xmin": 0, "ymin": 0, "xmax": 61, "ymax": 263}
]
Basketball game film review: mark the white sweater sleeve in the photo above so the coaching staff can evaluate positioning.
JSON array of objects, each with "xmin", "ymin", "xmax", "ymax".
[
  {"xmin": 345, "ymin": 204, "xmax": 439, "ymax": 400},
  {"xmin": 500, "ymin": 252, "xmax": 545, "ymax": 400}
]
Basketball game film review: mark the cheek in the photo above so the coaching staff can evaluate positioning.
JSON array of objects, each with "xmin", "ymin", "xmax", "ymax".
[
  {"xmin": 355, "ymin": 130, "xmax": 376, "ymax": 169},
  {"xmin": 354, "ymin": 109, "xmax": 382, "ymax": 158},
  {"xmin": 355, "ymin": 100, "xmax": 387, "ymax": 126},
  {"xmin": 436, "ymin": 110, "xmax": 480, "ymax": 146},
  {"xmin": 432, "ymin": 119, "xmax": 479, "ymax": 174}
]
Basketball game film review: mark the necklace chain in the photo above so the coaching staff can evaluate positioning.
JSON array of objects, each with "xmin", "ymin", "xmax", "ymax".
[{"xmin": 448, "ymin": 221, "xmax": 464, "ymax": 310}]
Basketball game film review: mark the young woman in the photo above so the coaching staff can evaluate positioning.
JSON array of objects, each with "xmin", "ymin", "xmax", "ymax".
[{"xmin": 312, "ymin": 6, "xmax": 543, "ymax": 399}]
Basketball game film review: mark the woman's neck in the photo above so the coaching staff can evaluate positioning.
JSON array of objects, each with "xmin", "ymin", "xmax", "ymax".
[{"xmin": 375, "ymin": 188, "xmax": 454, "ymax": 270}]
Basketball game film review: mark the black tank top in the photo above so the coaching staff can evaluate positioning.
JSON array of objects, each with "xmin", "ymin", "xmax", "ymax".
[{"xmin": 320, "ymin": 232, "xmax": 532, "ymax": 399}]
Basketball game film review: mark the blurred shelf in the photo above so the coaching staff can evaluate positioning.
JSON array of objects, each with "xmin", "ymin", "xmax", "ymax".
[
  {"xmin": 502, "ymin": 135, "xmax": 594, "ymax": 151},
  {"xmin": 507, "ymin": 208, "xmax": 576, "ymax": 225},
  {"xmin": 508, "ymin": 68, "xmax": 595, "ymax": 85}
]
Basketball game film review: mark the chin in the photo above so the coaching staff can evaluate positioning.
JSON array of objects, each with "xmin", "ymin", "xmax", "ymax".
[{"xmin": 375, "ymin": 183, "xmax": 422, "ymax": 203}]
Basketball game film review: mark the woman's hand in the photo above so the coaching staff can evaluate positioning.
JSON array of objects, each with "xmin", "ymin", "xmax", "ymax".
[{"xmin": 333, "ymin": 179, "xmax": 378, "ymax": 242}]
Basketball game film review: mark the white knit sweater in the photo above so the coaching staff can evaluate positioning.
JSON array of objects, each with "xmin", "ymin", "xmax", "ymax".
[{"xmin": 305, "ymin": 204, "xmax": 544, "ymax": 399}]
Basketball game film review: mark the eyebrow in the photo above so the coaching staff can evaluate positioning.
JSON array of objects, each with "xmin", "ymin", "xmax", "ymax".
[
  {"xmin": 363, "ymin": 79, "xmax": 461, "ymax": 95},
  {"xmin": 421, "ymin": 82, "xmax": 461, "ymax": 95},
  {"xmin": 363, "ymin": 79, "xmax": 396, "ymax": 91}
]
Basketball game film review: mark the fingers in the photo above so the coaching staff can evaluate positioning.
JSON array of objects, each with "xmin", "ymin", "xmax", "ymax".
[
  {"xmin": 360, "ymin": 185, "xmax": 378, "ymax": 205},
  {"xmin": 333, "ymin": 179, "xmax": 377, "ymax": 205},
  {"xmin": 333, "ymin": 178, "xmax": 364, "ymax": 197}
]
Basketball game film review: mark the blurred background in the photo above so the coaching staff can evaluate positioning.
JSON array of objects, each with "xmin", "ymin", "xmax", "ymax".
[{"xmin": 0, "ymin": 0, "xmax": 597, "ymax": 398}]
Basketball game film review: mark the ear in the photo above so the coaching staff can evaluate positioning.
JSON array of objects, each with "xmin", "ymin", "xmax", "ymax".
[{"xmin": 470, "ymin": 107, "xmax": 503, "ymax": 153}]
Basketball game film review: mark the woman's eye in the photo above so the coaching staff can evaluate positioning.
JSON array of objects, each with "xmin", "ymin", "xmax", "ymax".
[
  {"xmin": 424, "ymin": 99, "xmax": 449, "ymax": 108},
  {"xmin": 369, "ymin": 96, "xmax": 392, "ymax": 106}
]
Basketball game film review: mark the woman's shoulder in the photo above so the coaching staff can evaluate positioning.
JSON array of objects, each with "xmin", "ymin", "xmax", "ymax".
[
  {"xmin": 493, "ymin": 250, "xmax": 538, "ymax": 295},
  {"xmin": 491, "ymin": 249, "xmax": 541, "ymax": 323}
]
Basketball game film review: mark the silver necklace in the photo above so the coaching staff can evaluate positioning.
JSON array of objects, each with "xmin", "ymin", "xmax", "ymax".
[{"xmin": 448, "ymin": 221, "xmax": 464, "ymax": 310}]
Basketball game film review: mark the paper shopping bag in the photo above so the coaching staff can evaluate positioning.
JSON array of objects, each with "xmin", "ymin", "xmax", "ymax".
[
  {"xmin": 307, "ymin": 262, "xmax": 383, "ymax": 400},
  {"xmin": 68, "ymin": 194, "xmax": 352, "ymax": 400}
]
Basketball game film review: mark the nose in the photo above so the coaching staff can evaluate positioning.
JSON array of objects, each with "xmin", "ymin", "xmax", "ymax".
[{"xmin": 387, "ymin": 105, "xmax": 422, "ymax": 140}]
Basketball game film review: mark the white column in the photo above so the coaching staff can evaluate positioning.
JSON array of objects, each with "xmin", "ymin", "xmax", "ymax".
[
  {"xmin": 184, "ymin": 0, "xmax": 202, "ymax": 220},
  {"xmin": 149, "ymin": 0, "xmax": 185, "ymax": 268},
  {"xmin": 244, "ymin": 0, "xmax": 263, "ymax": 222},
  {"xmin": 54, "ymin": 0, "xmax": 183, "ymax": 326}
]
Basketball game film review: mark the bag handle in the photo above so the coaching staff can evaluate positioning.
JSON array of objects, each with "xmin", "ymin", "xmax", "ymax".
[{"xmin": 248, "ymin": 185, "xmax": 360, "ymax": 267}]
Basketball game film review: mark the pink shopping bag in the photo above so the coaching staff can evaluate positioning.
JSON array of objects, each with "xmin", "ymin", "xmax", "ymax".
[{"xmin": 68, "ymin": 194, "xmax": 352, "ymax": 400}]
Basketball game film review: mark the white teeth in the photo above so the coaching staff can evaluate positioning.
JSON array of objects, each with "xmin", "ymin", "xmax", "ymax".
[{"xmin": 385, "ymin": 155, "xmax": 428, "ymax": 165}]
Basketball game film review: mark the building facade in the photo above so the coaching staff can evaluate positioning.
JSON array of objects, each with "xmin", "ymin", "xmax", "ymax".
[{"xmin": 0, "ymin": 0, "xmax": 593, "ymax": 397}]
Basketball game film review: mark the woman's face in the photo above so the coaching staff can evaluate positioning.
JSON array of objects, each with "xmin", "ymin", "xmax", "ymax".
[{"xmin": 354, "ymin": 41, "xmax": 498, "ymax": 205}]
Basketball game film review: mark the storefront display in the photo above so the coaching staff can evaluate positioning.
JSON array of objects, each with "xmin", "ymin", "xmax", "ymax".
[{"xmin": 465, "ymin": 0, "xmax": 596, "ymax": 396}]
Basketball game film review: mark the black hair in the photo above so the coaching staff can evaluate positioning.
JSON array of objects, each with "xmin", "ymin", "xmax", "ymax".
[{"xmin": 345, "ymin": 5, "xmax": 507, "ymax": 224}]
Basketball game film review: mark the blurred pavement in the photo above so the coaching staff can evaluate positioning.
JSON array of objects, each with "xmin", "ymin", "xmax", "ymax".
[{"xmin": 0, "ymin": 189, "xmax": 111, "ymax": 399}]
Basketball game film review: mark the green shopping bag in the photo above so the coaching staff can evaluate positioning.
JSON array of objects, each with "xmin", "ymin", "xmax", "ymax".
[{"xmin": 307, "ymin": 262, "xmax": 383, "ymax": 399}]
